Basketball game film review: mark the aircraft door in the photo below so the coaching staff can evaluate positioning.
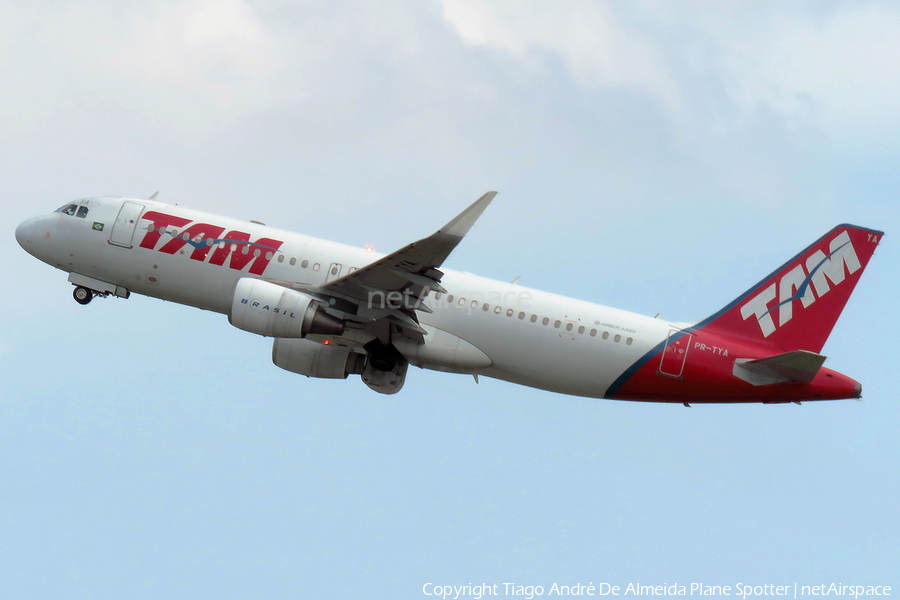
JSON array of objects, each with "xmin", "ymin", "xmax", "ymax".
[
  {"xmin": 109, "ymin": 201, "xmax": 145, "ymax": 248},
  {"xmin": 326, "ymin": 262, "xmax": 343, "ymax": 283},
  {"xmin": 659, "ymin": 329, "xmax": 692, "ymax": 378}
]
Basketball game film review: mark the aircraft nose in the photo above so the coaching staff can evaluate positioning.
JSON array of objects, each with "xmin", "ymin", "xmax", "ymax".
[{"xmin": 15, "ymin": 218, "xmax": 36, "ymax": 249}]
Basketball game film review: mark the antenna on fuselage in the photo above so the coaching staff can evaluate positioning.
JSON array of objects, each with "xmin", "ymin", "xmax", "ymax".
[{"xmin": 149, "ymin": 191, "xmax": 159, "ymax": 200}]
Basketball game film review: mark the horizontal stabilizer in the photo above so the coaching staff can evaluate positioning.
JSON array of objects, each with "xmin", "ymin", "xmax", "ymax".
[{"xmin": 733, "ymin": 350, "xmax": 826, "ymax": 386}]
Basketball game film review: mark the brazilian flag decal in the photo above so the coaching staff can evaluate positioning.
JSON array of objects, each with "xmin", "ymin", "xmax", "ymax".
[{"xmin": 92, "ymin": 222, "xmax": 104, "ymax": 231}]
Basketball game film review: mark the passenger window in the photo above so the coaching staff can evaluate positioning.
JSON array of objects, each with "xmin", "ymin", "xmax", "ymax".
[
  {"xmin": 434, "ymin": 292, "xmax": 442, "ymax": 300},
  {"xmin": 554, "ymin": 320, "xmax": 561, "ymax": 328},
  {"xmin": 542, "ymin": 317, "xmax": 549, "ymax": 325},
  {"xmin": 614, "ymin": 334, "xmax": 621, "ymax": 343},
  {"xmin": 459, "ymin": 297, "xmax": 466, "ymax": 306},
  {"xmin": 76, "ymin": 206, "xmax": 89, "ymax": 218},
  {"xmin": 578, "ymin": 326, "xmax": 585, "ymax": 334},
  {"xmin": 506, "ymin": 309, "xmax": 513, "ymax": 317},
  {"xmin": 626, "ymin": 337, "xmax": 633, "ymax": 345},
  {"xmin": 566, "ymin": 323, "xmax": 573, "ymax": 331},
  {"xmin": 518, "ymin": 312, "xmax": 525, "ymax": 320},
  {"xmin": 590, "ymin": 329, "xmax": 597, "ymax": 337},
  {"xmin": 277, "ymin": 255, "xmax": 285, "ymax": 263},
  {"xmin": 494, "ymin": 306, "xmax": 501, "ymax": 314},
  {"xmin": 447, "ymin": 295, "xmax": 454, "ymax": 303},
  {"xmin": 313, "ymin": 263, "xmax": 320, "ymax": 271},
  {"xmin": 482, "ymin": 303, "xmax": 489, "ymax": 311},
  {"xmin": 471, "ymin": 300, "xmax": 478, "ymax": 309},
  {"xmin": 602, "ymin": 331, "xmax": 609, "ymax": 340},
  {"xmin": 530, "ymin": 314, "xmax": 537, "ymax": 323},
  {"xmin": 301, "ymin": 260, "xmax": 308, "ymax": 268},
  {"xmin": 289, "ymin": 257, "xmax": 296, "ymax": 266}
]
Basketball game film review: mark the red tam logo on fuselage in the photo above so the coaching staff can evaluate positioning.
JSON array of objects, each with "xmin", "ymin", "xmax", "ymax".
[
  {"xmin": 139, "ymin": 211, "xmax": 284, "ymax": 276},
  {"xmin": 739, "ymin": 230, "xmax": 861, "ymax": 338}
]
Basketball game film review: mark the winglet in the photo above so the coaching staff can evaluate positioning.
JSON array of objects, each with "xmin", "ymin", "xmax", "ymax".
[{"xmin": 439, "ymin": 191, "xmax": 497, "ymax": 238}]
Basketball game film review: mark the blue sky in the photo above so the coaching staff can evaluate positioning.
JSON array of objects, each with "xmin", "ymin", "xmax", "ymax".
[{"xmin": 2, "ymin": 1, "xmax": 897, "ymax": 598}]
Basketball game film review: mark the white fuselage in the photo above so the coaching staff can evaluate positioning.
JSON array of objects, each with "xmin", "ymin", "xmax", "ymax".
[{"xmin": 18, "ymin": 196, "xmax": 677, "ymax": 398}]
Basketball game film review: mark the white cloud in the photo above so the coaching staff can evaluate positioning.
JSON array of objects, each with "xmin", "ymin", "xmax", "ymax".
[
  {"xmin": 440, "ymin": 0, "xmax": 900, "ymax": 142},
  {"xmin": 2, "ymin": 0, "xmax": 899, "ymax": 223},
  {"xmin": 717, "ymin": 5, "xmax": 900, "ymax": 139},
  {"xmin": 0, "ymin": 0, "xmax": 282, "ymax": 135},
  {"xmin": 5, "ymin": 0, "xmax": 899, "ymax": 147},
  {"xmin": 440, "ymin": 0, "xmax": 682, "ymax": 109},
  {"xmin": 112, "ymin": 0, "xmax": 280, "ymax": 79}
]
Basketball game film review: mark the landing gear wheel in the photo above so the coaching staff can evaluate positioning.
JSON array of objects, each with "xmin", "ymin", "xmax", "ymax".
[
  {"xmin": 73, "ymin": 286, "xmax": 93, "ymax": 305},
  {"xmin": 363, "ymin": 339, "xmax": 404, "ymax": 372}
]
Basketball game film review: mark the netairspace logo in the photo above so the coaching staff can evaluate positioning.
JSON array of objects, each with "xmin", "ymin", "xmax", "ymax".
[{"xmin": 421, "ymin": 582, "xmax": 892, "ymax": 600}]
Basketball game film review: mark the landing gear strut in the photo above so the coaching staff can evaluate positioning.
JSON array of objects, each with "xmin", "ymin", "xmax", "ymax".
[{"xmin": 73, "ymin": 286, "xmax": 93, "ymax": 305}]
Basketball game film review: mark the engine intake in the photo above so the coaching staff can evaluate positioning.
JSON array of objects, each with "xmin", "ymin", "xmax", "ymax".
[{"xmin": 229, "ymin": 277, "xmax": 343, "ymax": 338}]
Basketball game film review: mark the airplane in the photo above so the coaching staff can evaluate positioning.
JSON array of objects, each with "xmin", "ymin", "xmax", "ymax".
[{"xmin": 15, "ymin": 193, "xmax": 882, "ymax": 404}]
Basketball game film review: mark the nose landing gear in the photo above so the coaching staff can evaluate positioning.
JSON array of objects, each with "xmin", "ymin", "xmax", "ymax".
[
  {"xmin": 67, "ymin": 275, "xmax": 130, "ymax": 305},
  {"xmin": 73, "ymin": 286, "xmax": 94, "ymax": 305}
]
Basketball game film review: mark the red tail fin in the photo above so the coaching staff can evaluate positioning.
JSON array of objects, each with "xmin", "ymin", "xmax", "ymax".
[{"xmin": 699, "ymin": 224, "xmax": 883, "ymax": 353}]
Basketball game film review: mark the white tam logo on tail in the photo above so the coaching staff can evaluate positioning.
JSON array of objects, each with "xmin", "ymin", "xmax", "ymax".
[{"xmin": 740, "ymin": 231, "xmax": 861, "ymax": 338}]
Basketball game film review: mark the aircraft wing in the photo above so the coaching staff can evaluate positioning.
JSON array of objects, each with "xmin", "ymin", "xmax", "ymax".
[{"xmin": 310, "ymin": 191, "xmax": 497, "ymax": 336}]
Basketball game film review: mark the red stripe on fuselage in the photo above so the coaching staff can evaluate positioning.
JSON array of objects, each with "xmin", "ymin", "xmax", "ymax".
[{"xmin": 611, "ymin": 330, "xmax": 859, "ymax": 403}]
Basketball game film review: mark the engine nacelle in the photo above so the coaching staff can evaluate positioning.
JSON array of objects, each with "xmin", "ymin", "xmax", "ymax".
[
  {"xmin": 230, "ymin": 277, "xmax": 343, "ymax": 338},
  {"xmin": 273, "ymin": 338, "xmax": 366, "ymax": 379}
]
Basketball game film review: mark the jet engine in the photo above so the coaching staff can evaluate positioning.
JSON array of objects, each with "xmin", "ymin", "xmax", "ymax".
[
  {"xmin": 230, "ymin": 277, "xmax": 343, "ymax": 338},
  {"xmin": 273, "ymin": 338, "xmax": 365, "ymax": 379}
]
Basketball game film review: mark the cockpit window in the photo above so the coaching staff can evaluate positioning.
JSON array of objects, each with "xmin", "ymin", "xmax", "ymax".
[
  {"xmin": 58, "ymin": 204, "xmax": 78, "ymax": 216},
  {"xmin": 76, "ymin": 206, "xmax": 89, "ymax": 218}
]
